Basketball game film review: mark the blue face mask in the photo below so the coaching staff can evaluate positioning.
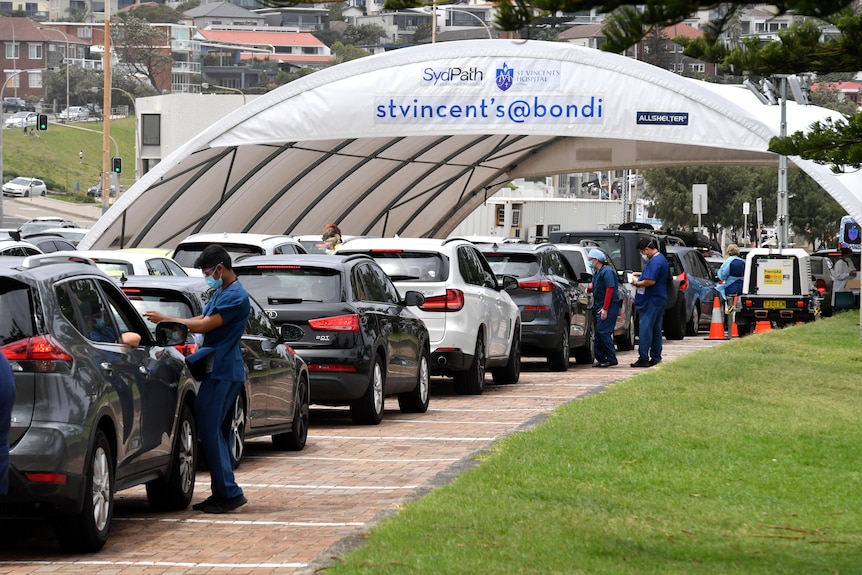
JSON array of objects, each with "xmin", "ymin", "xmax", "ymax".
[
  {"xmin": 206, "ymin": 274, "xmax": 223, "ymax": 290},
  {"xmin": 95, "ymin": 317, "xmax": 106, "ymax": 329}
]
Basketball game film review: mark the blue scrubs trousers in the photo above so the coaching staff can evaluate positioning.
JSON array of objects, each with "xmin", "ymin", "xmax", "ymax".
[
  {"xmin": 196, "ymin": 376, "xmax": 244, "ymax": 499},
  {"xmin": 637, "ymin": 300, "xmax": 665, "ymax": 363}
]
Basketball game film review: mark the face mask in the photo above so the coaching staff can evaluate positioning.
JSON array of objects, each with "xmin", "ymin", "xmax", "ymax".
[
  {"xmin": 95, "ymin": 317, "xmax": 106, "ymax": 329},
  {"xmin": 587, "ymin": 261, "xmax": 595, "ymax": 272},
  {"xmin": 206, "ymin": 274, "xmax": 223, "ymax": 290},
  {"xmin": 641, "ymin": 254, "xmax": 650, "ymax": 264}
]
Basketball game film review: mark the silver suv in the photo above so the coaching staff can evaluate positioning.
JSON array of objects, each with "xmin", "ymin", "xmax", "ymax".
[
  {"xmin": 336, "ymin": 237, "xmax": 521, "ymax": 394},
  {"xmin": 171, "ymin": 232, "xmax": 307, "ymax": 274},
  {"xmin": 0, "ymin": 255, "xmax": 198, "ymax": 552}
]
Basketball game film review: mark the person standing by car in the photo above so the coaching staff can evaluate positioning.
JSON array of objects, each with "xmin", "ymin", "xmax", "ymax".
[
  {"xmin": 831, "ymin": 247, "xmax": 858, "ymax": 308},
  {"xmin": 716, "ymin": 243, "xmax": 745, "ymax": 306},
  {"xmin": 588, "ymin": 249, "xmax": 620, "ymax": 368},
  {"xmin": 0, "ymin": 354, "xmax": 15, "ymax": 495},
  {"xmin": 630, "ymin": 238, "xmax": 668, "ymax": 368},
  {"xmin": 144, "ymin": 245, "xmax": 250, "ymax": 514}
]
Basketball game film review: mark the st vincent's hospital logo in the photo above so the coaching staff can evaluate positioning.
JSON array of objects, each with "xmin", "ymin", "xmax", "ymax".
[{"xmin": 496, "ymin": 63, "xmax": 514, "ymax": 91}]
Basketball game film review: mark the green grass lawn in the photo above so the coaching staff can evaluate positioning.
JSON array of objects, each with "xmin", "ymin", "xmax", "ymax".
[
  {"xmin": 2, "ymin": 116, "xmax": 135, "ymax": 199},
  {"xmin": 324, "ymin": 312, "xmax": 862, "ymax": 574}
]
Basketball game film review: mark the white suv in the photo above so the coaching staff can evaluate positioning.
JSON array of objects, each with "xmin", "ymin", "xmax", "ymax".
[
  {"xmin": 337, "ymin": 237, "xmax": 521, "ymax": 394},
  {"xmin": 171, "ymin": 232, "xmax": 307, "ymax": 274}
]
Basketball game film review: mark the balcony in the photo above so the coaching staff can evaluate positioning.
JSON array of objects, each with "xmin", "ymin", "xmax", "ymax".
[
  {"xmin": 172, "ymin": 61, "xmax": 201, "ymax": 74},
  {"xmin": 172, "ymin": 39, "xmax": 201, "ymax": 53}
]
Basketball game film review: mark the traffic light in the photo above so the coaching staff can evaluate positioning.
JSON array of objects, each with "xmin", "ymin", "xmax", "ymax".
[
  {"xmin": 37, "ymin": 114, "xmax": 48, "ymax": 130},
  {"xmin": 112, "ymin": 157, "xmax": 122, "ymax": 174}
]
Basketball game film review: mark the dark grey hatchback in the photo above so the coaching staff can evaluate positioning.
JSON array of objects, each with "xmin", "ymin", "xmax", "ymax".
[
  {"xmin": 0, "ymin": 255, "xmax": 197, "ymax": 552},
  {"xmin": 476, "ymin": 242, "xmax": 593, "ymax": 369}
]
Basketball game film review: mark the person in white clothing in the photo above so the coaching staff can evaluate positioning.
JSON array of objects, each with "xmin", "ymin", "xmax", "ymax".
[{"xmin": 831, "ymin": 247, "xmax": 857, "ymax": 308}]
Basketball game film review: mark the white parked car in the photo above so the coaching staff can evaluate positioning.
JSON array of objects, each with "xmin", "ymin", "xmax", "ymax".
[
  {"xmin": 58, "ymin": 106, "xmax": 90, "ymax": 122},
  {"xmin": 54, "ymin": 249, "xmax": 189, "ymax": 277},
  {"xmin": 336, "ymin": 237, "xmax": 521, "ymax": 394},
  {"xmin": 2, "ymin": 177, "xmax": 47, "ymax": 197},
  {"xmin": 171, "ymin": 232, "xmax": 307, "ymax": 275},
  {"xmin": 4, "ymin": 111, "xmax": 38, "ymax": 129},
  {"xmin": 0, "ymin": 239, "xmax": 42, "ymax": 256}
]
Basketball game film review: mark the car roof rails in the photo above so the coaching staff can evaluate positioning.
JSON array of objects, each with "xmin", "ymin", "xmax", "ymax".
[
  {"xmin": 617, "ymin": 222, "xmax": 655, "ymax": 231},
  {"xmin": 21, "ymin": 253, "xmax": 98, "ymax": 269}
]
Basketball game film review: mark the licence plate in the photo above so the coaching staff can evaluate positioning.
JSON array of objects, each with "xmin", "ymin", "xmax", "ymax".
[{"xmin": 763, "ymin": 300, "xmax": 786, "ymax": 309}]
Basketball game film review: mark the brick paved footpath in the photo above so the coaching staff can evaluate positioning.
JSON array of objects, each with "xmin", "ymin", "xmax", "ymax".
[{"xmin": 0, "ymin": 337, "xmax": 726, "ymax": 574}]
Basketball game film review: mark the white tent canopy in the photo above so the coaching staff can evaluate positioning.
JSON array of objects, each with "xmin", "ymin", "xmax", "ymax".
[{"xmin": 79, "ymin": 39, "xmax": 862, "ymax": 250}]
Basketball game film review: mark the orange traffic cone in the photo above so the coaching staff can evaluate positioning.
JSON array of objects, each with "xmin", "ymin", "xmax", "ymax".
[
  {"xmin": 754, "ymin": 320, "xmax": 772, "ymax": 333},
  {"xmin": 705, "ymin": 296, "xmax": 728, "ymax": 340}
]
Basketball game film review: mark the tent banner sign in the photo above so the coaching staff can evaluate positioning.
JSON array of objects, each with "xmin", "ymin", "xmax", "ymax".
[{"xmin": 375, "ymin": 59, "xmax": 604, "ymax": 126}]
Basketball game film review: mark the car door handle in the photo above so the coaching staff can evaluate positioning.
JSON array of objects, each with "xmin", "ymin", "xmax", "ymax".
[{"xmin": 100, "ymin": 362, "xmax": 113, "ymax": 377}]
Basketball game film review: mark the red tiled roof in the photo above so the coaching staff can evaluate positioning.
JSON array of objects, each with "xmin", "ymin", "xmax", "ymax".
[
  {"xmin": 811, "ymin": 81, "xmax": 862, "ymax": 91},
  {"xmin": 661, "ymin": 23, "xmax": 702, "ymax": 40},
  {"xmin": 197, "ymin": 29, "xmax": 324, "ymax": 48}
]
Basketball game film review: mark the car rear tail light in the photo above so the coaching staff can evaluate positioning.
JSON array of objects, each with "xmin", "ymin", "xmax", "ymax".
[
  {"xmin": 308, "ymin": 314, "xmax": 360, "ymax": 332},
  {"xmin": 518, "ymin": 280, "xmax": 555, "ymax": 292},
  {"xmin": 0, "ymin": 335, "xmax": 74, "ymax": 373},
  {"xmin": 676, "ymin": 271, "xmax": 689, "ymax": 291},
  {"xmin": 523, "ymin": 305, "xmax": 550, "ymax": 311},
  {"xmin": 419, "ymin": 289, "xmax": 464, "ymax": 312},
  {"xmin": 814, "ymin": 279, "xmax": 827, "ymax": 293},
  {"xmin": 24, "ymin": 472, "xmax": 67, "ymax": 484}
]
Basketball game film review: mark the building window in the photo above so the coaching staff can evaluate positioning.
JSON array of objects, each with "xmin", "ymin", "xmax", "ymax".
[
  {"xmin": 28, "ymin": 70, "xmax": 42, "ymax": 88},
  {"xmin": 5, "ymin": 42, "xmax": 20, "ymax": 60},
  {"xmin": 495, "ymin": 205, "xmax": 505, "ymax": 226},
  {"xmin": 3, "ymin": 73, "xmax": 20, "ymax": 89},
  {"xmin": 142, "ymin": 114, "xmax": 161, "ymax": 146},
  {"xmin": 688, "ymin": 63, "xmax": 705, "ymax": 73},
  {"xmin": 28, "ymin": 43, "xmax": 42, "ymax": 60},
  {"xmin": 511, "ymin": 205, "xmax": 522, "ymax": 227}
]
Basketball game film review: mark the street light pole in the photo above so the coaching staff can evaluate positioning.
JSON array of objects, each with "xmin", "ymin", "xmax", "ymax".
[
  {"xmin": 0, "ymin": 68, "xmax": 42, "ymax": 224},
  {"xmin": 39, "ymin": 27, "xmax": 71, "ymax": 122},
  {"xmin": 201, "ymin": 82, "xmax": 246, "ymax": 105}
]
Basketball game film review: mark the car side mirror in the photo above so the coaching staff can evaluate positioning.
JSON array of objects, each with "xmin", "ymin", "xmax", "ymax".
[
  {"xmin": 403, "ymin": 290, "xmax": 425, "ymax": 307},
  {"xmin": 499, "ymin": 275, "xmax": 519, "ymax": 291},
  {"xmin": 155, "ymin": 321, "xmax": 188, "ymax": 346},
  {"xmin": 580, "ymin": 272, "xmax": 593, "ymax": 282}
]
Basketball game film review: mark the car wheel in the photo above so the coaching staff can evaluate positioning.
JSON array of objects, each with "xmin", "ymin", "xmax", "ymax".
[
  {"xmin": 453, "ymin": 335, "xmax": 485, "ymax": 395},
  {"xmin": 350, "ymin": 356, "xmax": 385, "ymax": 425},
  {"xmin": 546, "ymin": 321, "xmax": 570, "ymax": 371},
  {"xmin": 23, "ymin": 189, "xmax": 29, "ymax": 198},
  {"xmin": 273, "ymin": 374, "xmax": 309, "ymax": 451},
  {"xmin": 664, "ymin": 297, "xmax": 686, "ymax": 340},
  {"xmin": 146, "ymin": 402, "xmax": 197, "ymax": 510},
  {"xmin": 616, "ymin": 313, "xmax": 636, "ymax": 351},
  {"xmin": 398, "ymin": 348, "xmax": 430, "ymax": 413},
  {"xmin": 54, "ymin": 429, "xmax": 114, "ymax": 552},
  {"xmin": 492, "ymin": 326, "xmax": 521, "ymax": 384},
  {"xmin": 685, "ymin": 304, "xmax": 700, "ymax": 336},
  {"xmin": 572, "ymin": 319, "xmax": 595, "ymax": 365},
  {"xmin": 228, "ymin": 393, "xmax": 246, "ymax": 469}
]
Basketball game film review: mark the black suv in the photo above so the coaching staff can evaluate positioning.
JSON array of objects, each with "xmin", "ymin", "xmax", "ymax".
[
  {"xmin": 548, "ymin": 227, "xmax": 687, "ymax": 340},
  {"xmin": 0, "ymin": 255, "xmax": 198, "ymax": 552}
]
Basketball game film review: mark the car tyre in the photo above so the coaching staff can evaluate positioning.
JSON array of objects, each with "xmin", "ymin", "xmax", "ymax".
[
  {"xmin": 664, "ymin": 297, "xmax": 686, "ymax": 340},
  {"xmin": 54, "ymin": 429, "xmax": 114, "ymax": 553},
  {"xmin": 615, "ymin": 313, "xmax": 636, "ymax": 351},
  {"xmin": 685, "ymin": 304, "xmax": 700, "ymax": 336},
  {"xmin": 273, "ymin": 374, "xmax": 309, "ymax": 451},
  {"xmin": 547, "ymin": 321, "xmax": 570, "ymax": 371},
  {"xmin": 398, "ymin": 348, "xmax": 431, "ymax": 413},
  {"xmin": 454, "ymin": 335, "xmax": 485, "ymax": 395},
  {"xmin": 228, "ymin": 393, "xmax": 246, "ymax": 469},
  {"xmin": 350, "ymin": 356, "xmax": 385, "ymax": 425},
  {"xmin": 146, "ymin": 402, "xmax": 197, "ymax": 510},
  {"xmin": 572, "ymin": 319, "xmax": 595, "ymax": 365},
  {"xmin": 492, "ymin": 326, "xmax": 521, "ymax": 384}
]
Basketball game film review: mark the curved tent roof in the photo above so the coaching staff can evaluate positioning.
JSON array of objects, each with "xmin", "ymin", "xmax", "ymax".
[{"xmin": 80, "ymin": 39, "xmax": 862, "ymax": 250}]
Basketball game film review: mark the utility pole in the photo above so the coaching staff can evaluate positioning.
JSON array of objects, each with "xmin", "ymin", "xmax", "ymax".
[{"xmin": 101, "ymin": 18, "xmax": 112, "ymax": 214}]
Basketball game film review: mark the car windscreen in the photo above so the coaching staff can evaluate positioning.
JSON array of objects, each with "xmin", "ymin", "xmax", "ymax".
[
  {"xmin": 172, "ymin": 243, "xmax": 265, "ymax": 268},
  {"xmin": 123, "ymin": 289, "xmax": 197, "ymax": 335},
  {"xmin": 481, "ymin": 252, "xmax": 539, "ymax": 278},
  {"xmin": 350, "ymin": 251, "xmax": 446, "ymax": 282},
  {"xmin": 0, "ymin": 281, "xmax": 36, "ymax": 345},
  {"xmin": 298, "ymin": 240, "xmax": 328, "ymax": 254},
  {"xmin": 236, "ymin": 266, "xmax": 342, "ymax": 303}
]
